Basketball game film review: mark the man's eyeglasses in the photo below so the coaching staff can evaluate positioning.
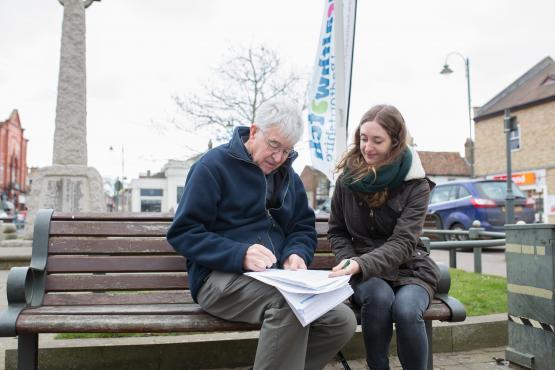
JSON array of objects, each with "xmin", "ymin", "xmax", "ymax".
[{"xmin": 259, "ymin": 130, "xmax": 295, "ymax": 158}]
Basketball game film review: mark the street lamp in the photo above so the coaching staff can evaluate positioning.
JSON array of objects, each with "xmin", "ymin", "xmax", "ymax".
[
  {"xmin": 504, "ymin": 109, "xmax": 518, "ymax": 224},
  {"xmin": 109, "ymin": 145, "xmax": 126, "ymax": 181},
  {"xmin": 440, "ymin": 51, "xmax": 474, "ymax": 177}
]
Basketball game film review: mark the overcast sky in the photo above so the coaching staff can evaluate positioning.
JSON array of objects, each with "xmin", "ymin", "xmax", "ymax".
[{"xmin": 1, "ymin": 0, "xmax": 554, "ymax": 180}]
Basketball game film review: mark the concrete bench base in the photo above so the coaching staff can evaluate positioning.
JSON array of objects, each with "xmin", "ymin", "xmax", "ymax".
[{"xmin": 5, "ymin": 314, "xmax": 507, "ymax": 370}]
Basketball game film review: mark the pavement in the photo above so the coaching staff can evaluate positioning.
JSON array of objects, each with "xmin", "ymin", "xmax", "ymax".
[
  {"xmin": 241, "ymin": 348, "xmax": 524, "ymax": 370},
  {"xmin": 0, "ymin": 242, "xmax": 525, "ymax": 370}
]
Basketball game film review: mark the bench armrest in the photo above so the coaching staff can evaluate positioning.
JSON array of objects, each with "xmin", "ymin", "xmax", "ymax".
[
  {"xmin": 435, "ymin": 293, "xmax": 467, "ymax": 322},
  {"xmin": 436, "ymin": 262, "xmax": 451, "ymax": 295},
  {"xmin": 0, "ymin": 267, "xmax": 35, "ymax": 336},
  {"xmin": 434, "ymin": 262, "xmax": 467, "ymax": 322}
]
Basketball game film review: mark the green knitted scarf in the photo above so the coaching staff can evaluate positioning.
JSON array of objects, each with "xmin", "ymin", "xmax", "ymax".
[{"xmin": 343, "ymin": 148, "xmax": 412, "ymax": 193}]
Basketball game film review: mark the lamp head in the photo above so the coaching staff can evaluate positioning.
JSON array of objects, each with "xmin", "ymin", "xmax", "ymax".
[{"xmin": 440, "ymin": 64, "xmax": 453, "ymax": 75}]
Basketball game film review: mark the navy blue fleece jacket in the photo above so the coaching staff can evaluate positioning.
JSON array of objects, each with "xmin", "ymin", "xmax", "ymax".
[{"xmin": 166, "ymin": 126, "xmax": 317, "ymax": 301}]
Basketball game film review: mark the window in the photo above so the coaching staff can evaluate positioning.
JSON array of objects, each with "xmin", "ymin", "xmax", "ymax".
[
  {"xmin": 457, "ymin": 186, "xmax": 471, "ymax": 199},
  {"xmin": 430, "ymin": 186, "xmax": 454, "ymax": 204},
  {"xmin": 475, "ymin": 181, "xmax": 526, "ymax": 201},
  {"xmin": 176, "ymin": 186, "xmax": 184, "ymax": 203},
  {"xmin": 141, "ymin": 199, "xmax": 161, "ymax": 212},
  {"xmin": 540, "ymin": 75, "xmax": 555, "ymax": 86},
  {"xmin": 140, "ymin": 188, "xmax": 163, "ymax": 197},
  {"xmin": 430, "ymin": 185, "xmax": 469, "ymax": 204},
  {"xmin": 510, "ymin": 125, "xmax": 520, "ymax": 151}
]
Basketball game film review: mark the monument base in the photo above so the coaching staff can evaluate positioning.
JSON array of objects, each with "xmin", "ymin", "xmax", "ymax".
[{"xmin": 24, "ymin": 165, "xmax": 105, "ymax": 238}]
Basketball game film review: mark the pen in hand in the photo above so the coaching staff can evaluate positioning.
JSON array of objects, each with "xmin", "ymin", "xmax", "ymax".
[{"xmin": 329, "ymin": 259, "xmax": 356, "ymax": 277}]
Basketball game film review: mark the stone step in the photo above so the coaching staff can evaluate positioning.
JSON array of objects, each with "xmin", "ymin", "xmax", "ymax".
[{"xmin": 0, "ymin": 245, "xmax": 31, "ymax": 270}]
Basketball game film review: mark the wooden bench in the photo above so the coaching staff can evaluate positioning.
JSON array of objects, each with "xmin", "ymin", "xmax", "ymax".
[{"xmin": 0, "ymin": 209, "xmax": 466, "ymax": 370}]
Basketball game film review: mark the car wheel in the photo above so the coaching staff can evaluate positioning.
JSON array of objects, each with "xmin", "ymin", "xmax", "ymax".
[{"xmin": 448, "ymin": 223, "xmax": 468, "ymax": 241}]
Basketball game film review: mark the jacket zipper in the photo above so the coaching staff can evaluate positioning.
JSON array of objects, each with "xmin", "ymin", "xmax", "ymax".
[{"xmin": 229, "ymin": 147, "xmax": 291, "ymax": 263}]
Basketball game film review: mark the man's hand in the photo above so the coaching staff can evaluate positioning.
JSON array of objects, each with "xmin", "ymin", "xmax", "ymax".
[
  {"xmin": 329, "ymin": 259, "xmax": 360, "ymax": 277},
  {"xmin": 283, "ymin": 254, "xmax": 307, "ymax": 270},
  {"xmin": 243, "ymin": 244, "xmax": 277, "ymax": 272}
]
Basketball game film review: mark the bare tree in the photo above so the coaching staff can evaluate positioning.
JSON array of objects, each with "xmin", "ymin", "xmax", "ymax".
[{"xmin": 172, "ymin": 45, "xmax": 306, "ymax": 142}]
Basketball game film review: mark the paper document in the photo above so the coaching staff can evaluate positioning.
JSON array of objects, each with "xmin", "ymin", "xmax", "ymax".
[{"xmin": 245, "ymin": 269, "xmax": 353, "ymax": 326}]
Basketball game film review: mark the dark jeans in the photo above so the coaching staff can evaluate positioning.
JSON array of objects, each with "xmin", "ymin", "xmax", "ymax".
[{"xmin": 352, "ymin": 277, "xmax": 430, "ymax": 370}]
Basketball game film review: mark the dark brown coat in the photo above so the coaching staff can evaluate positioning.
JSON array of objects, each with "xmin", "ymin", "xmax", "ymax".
[{"xmin": 328, "ymin": 176, "xmax": 440, "ymax": 300}]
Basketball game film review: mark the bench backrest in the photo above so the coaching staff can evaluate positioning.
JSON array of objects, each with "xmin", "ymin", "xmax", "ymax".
[{"xmin": 35, "ymin": 211, "xmax": 335, "ymax": 307}]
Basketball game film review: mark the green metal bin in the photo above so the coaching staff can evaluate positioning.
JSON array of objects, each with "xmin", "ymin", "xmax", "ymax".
[{"xmin": 505, "ymin": 224, "xmax": 554, "ymax": 369}]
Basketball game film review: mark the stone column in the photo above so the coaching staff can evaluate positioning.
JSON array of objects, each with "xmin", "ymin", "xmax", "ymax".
[
  {"xmin": 53, "ymin": 0, "xmax": 90, "ymax": 166},
  {"xmin": 25, "ymin": 0, "xmax": 104, "ymax": 237}
]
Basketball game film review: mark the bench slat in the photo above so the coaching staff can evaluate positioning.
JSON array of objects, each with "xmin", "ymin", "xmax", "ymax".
[
  {"xmin": 49, "ymin": 237, "xmax": 175, "ymax": 254},
  {"xmin": 47, "ymin": 255, "xmax": 333, "ymax": 273},
  {"xmin": 316, "ymin": 239, "xmax": 331, "ymax": 252},
  {"xmin": 23, "ymin": 304, "xmax": 204, "ymax": 315},
  {"xmin": 49, "ymin": 238, "xmax": 330, "ymax": 254},
  {"xmin": 50, "ymin": 218, "xmax": 328, "ymax": 236},
  {"xmin": 49, "ymin": 221, "xmax": 170, "ymax": 237},
  {"xmin": 42, "ymin": 291, "xmax": 193, "ymax": 306},
  {"xmin": 52, "ymin": 212, "xmax": 174, "ymax": 221},
  {"xmin": 47, "ymin": 255, "xmax": 187, "ymax": 273},
  {"xmin": 315, "ymin": 221, "xmax": 328, "ymax": 236},
  {"xmin": 45, "ymin": 273, "xmax": 188, "ymax": 292},
  {"xmin": 24, "ymin": 301, "xmax": 449, "ymax": 318},
  {"xmin": 16, "ymin": 314, "xmax": 259, "ymax": 333},
  {"xmin": 308, "ymin": 255, "xmax": 337, "ymax": 269}
]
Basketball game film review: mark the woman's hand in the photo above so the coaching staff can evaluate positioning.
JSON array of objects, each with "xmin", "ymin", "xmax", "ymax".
[{"xmin": 329, "ymin": 259, "xmax": 360, "ymax": 277}]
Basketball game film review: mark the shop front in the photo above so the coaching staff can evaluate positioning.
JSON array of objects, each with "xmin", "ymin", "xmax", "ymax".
[{"xmin": 488, "ymin": 169, "xmax": 547, "ymax": 223}]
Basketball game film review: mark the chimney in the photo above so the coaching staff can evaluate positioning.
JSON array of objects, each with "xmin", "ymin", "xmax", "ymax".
[{"xmin": 464, "ymin": 138, "xmax": 473, "ymax": 162}]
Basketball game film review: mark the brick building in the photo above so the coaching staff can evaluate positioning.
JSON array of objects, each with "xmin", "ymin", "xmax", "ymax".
[
  {"xmin": 0, "ymin": 110, "xmax": 29, "ymax": 212},
  {"xmin": 300, "ymin": 166, "xmax": 330, "ymax": 209},
  {"xmin": 418, "ymin": 150, "xmax": 471, "ymax": 184},
  {"xmin": 473, "ymin": 56, "xmax": 555, "ymax": 223}
]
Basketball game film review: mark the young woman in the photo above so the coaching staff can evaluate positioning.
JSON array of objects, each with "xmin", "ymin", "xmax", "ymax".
[{"xmin": 328, "ymin": 104, "xmax": 440, "ymax": 370}]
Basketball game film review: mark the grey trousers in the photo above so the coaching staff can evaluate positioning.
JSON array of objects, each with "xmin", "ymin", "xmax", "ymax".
[{"xmin": 197, "ymin": 271, "xmax": 357, "ymax": 370}]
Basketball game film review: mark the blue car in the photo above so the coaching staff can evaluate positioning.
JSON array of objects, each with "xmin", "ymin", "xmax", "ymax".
[{"xmin": 427, "ymin": 179, "xmax": 535, "ymax": 238}]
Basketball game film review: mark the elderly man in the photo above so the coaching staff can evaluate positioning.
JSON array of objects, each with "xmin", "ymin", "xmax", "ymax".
[{"xmin": 167, "ymin": 98, "xmax": 356, "ymax": 370}]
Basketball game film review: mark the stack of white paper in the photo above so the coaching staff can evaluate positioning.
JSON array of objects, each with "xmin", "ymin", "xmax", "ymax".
[{"xmin": 245, "ymin": 269, "xmax": 353, "ymax": 327}]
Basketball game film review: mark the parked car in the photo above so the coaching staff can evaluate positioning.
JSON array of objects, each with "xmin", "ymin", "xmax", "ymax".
[{"xmin": 427, "ymin": 179, "xmax": 535, "ymax": 239}]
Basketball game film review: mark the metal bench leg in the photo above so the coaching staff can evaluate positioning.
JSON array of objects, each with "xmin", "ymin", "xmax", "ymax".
[
  {"xmin": 425, "ymin": 320, "xmax": 433, "ymax": 370},
  {"xmin": 336, "ymin": 351, "xmax": 351, "ymax": 370},
  {"xmin": 449, "ymin": 249, "xmax": 457, "ymax": 268},
  {"xmin": 18, "ymin": 334, "xmax": 38, "ymax": 370}
]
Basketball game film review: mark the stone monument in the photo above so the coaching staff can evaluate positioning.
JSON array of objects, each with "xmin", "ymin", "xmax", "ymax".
[{"xmin": 25, "ymin": 0, "xmax": 104, "ymax": 236}]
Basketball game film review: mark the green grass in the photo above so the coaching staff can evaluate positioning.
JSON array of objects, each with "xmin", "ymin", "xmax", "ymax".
[
  {"xmin": 448, "ymin": 268, "xmax": 507, "ymax": 316},
  {"xmin": 56, "ymin": 268, "xmax": 507, "ymax": 340}
]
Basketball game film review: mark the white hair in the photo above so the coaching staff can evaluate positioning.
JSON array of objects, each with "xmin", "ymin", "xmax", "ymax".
[{"xmin": 254, "ymin": 98, "xmax": 304, "ymax": 144}]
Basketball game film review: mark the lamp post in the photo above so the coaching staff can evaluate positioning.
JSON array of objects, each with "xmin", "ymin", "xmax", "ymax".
[
  {"xmin": 440, "ymin": 52, "xmax": 474, "ymax": 177},
  {"xmin": 109, "ymin": 145, "xmax": 126, "ymax": 181},
  {"xmin": 504, "ymin": 109, "xmax": 517, "ymax": 225}
]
